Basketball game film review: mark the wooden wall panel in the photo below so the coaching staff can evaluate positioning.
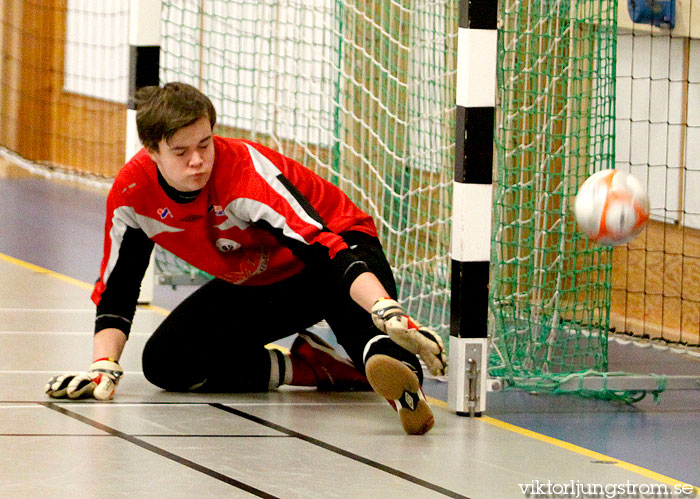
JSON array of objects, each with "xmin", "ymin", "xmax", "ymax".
[
  {"xmin": 0, "ymin": 0, "xmax": 125, "ymax": 178},
  {"xmin": 611, "ymin": 219, "xmax": 700, "ymax": 344},
  {"xmin": 52, "ymin": 92, "xmax": 125, "ymax": 178},
  {"xmin": 1, "ymin": 0, "xmax": 27, "ymax": 151}
]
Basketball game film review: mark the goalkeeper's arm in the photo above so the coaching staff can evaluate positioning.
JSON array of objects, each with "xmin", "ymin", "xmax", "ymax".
[
  {"xmin": 348, "ymin": 271, "xmax": 393, "ymax": 313},
  {"xmin": 350, "ymin": 272, "xmax": 447, "ymax": 376},
  {"xmin": 93, "ymin": 327, "xmax": 127, "ymax": 363}
]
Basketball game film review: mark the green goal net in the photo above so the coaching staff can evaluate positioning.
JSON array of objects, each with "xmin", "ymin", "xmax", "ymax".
[{"xmin": 487, "ymin": 0, "xmax": 665, "ymax": 399}]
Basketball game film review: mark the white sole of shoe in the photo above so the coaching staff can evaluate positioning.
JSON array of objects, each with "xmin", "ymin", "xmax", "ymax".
[{"xmin": 365, "ymin": 354, "xmax": 434, "ymax": 435}]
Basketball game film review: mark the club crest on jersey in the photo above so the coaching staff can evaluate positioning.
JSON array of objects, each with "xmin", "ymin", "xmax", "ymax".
[
  {"xmin": 157, "ymin": 207, "xmax": 173, "ymax": 219},
  {"xmin": 216, "ymin": 238, "xmax": 241, "ymax": 252},
  {"xmin": 220, "ymin": 247, "xmax": 270, "ymax": 284}
]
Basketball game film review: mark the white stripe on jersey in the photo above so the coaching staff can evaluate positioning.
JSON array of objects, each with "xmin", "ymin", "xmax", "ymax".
[
  {"xmin": 215, "ymin": 205, "xmax": 249, "ymax": 231},
  {"xmin": 103, "ymin": 206, "xmax": 183, "ymax": 286},
  {"xmin": 243, "ymin": 143, "xmax": 324, "ymax": 231},
  {"xmin": 218, "ymin": 197, "xmax": 307, "ymax": 244}
]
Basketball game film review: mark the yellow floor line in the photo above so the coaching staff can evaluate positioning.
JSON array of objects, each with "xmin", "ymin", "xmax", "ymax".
[
  {"xmin": 140, "ymin": 303, "xmax": 171, "ymax": 316},
  {"xmin": 427, "ymin": 391, "xmax": 698, "ymax": 490},
  {"xmin": 0, "ymin": 252, "xmax": 93, "ymax": 290},
  {"xmin": 0, "ymin": 252, "xmax": 283, "ymax": 350},
  {"xmin": 462, "ymin": 410, "xmax": 697, "ymax": 492},
  {"xmin": 0, "ymin": 252, "xmax": 172, "ymax": 318},
  {"xmin": 4, "ymin": 251, "xmax": 699, "ymax": 491}
]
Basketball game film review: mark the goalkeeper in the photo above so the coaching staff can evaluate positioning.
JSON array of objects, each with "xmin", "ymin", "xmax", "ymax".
[{"xmin": 44, "ymin": 82, "xmax": 446, "ymax": 435}]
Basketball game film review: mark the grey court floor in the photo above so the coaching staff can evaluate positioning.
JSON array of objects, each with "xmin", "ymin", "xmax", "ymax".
[{"xmin": 1, "ymin": 170, "xmax": 699, "ymax": 498}]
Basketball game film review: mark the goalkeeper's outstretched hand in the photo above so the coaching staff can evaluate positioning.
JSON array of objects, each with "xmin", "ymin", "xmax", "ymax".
[
  {"xmin": 45, "ymin": 358, "xmax": 123, "ymax": 400},
  {"xmin": 370, "ymin": 298, "xmax": 447, "ymax": 376}
]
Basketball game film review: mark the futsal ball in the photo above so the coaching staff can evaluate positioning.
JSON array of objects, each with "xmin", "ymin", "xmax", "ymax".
[{"xmin": 574, "ymin": 169, "xmax": 650, "ymax": 246}]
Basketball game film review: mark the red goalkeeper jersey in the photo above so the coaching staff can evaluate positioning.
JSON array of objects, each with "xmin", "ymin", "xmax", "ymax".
[{"xmin": 92, "ymin": 136, "xmax": 378, "ymax": 335}]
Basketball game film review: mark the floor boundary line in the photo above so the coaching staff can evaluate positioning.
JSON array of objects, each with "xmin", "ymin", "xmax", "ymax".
[
  {"xmin": 210, "ymin": 402, "xmax": 471, "ymax": 499},
  {"xmin": 39, "ymin": 402, "xmax": 281, "ymax": 498}
]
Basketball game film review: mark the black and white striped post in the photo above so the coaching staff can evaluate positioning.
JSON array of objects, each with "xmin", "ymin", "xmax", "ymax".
[
  {"xmin": 126, "ymin": 0, "xmax": 160, "ymax": 161},
  {"xmin": 447, "ymin": 1, "xmax": 498, "ymax": 417},
  {"xmin": 128, "ymin": 0, "xmax": 161, "ymax": 304}
]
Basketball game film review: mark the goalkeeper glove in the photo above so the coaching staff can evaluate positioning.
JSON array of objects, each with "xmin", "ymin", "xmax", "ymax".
[
  {"xmin": 45, "ymin": 358, "xmax": 123, "ymax": 400},
  {"xmin": 370, "ymin": 298, "xmax": 447, "ymax": 376}
]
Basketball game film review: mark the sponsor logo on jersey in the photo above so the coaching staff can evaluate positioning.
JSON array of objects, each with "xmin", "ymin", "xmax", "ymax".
[
  {"xmin": 157, "ymin": 207, "xmax": 173, "ymax": 219},
  {"xmin": 208, "ymin": 204, "xmax": 225, "ymax": 216}
]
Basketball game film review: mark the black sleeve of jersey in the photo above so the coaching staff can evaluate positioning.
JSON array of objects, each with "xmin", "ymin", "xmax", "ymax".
[
  {"xmin": 94, "ymin": 226, "xmax": 154, "ymax": 338},
  {"xmin": 254, "ymin": 218, "xmax": 370, "ymax": 292}
]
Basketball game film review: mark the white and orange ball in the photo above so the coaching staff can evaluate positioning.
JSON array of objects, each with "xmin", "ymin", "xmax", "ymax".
[{"xmin": 574, "ymin": 169, "xmax": 650, "ymax": 246}]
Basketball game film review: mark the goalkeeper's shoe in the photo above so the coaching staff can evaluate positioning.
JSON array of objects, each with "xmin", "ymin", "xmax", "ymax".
[
  {"xmin": 290, "ymin": 332, "xmax": 371, "ymax": 391},
  {"xmin": 365, "ymin": 354, "xmax": 434, "ymax": 435}
]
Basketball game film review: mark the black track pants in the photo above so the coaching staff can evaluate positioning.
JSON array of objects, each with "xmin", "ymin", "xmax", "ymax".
[{"xmin": 141, "ymin": 232, "xmax": 421, "ymax": 392}]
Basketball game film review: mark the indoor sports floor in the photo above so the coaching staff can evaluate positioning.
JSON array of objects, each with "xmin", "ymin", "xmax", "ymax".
[{"xmin": 1, "ymin": 164, "xmax": 699, "ymax": 498}]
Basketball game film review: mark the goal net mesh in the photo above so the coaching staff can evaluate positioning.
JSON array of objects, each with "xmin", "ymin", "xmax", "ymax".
[{"xmin": 489, "ymin": 0, "xmax": 630, "ymax": 394}]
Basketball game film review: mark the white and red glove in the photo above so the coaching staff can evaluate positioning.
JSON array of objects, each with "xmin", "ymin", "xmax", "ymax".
[
  {"xmin": 370, "ymin": 298, "xmax": 447, "ymax": 376},
  {"xmin": 45, "ymin": 358, "xmax": 123, "ymax": 400}
]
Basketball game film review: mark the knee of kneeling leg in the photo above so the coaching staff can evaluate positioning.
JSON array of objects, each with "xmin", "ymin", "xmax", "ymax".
[
  {"xmin": 143, "ymin": 365, "xmax": 207, "ymax": 392},
  {"xmin": 141, "ymin": 349, "xmax": 205, "ymax": 392}
]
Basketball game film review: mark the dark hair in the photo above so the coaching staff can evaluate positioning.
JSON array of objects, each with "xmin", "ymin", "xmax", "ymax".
[{"xmin": 134, "ymin": 82, "xmax": 217, "ymax": 151}]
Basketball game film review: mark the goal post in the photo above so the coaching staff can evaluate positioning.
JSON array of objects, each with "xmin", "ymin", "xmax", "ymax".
[{"xmin": 447, "ymin": 1, "xmax": 497, "ymax": 417}]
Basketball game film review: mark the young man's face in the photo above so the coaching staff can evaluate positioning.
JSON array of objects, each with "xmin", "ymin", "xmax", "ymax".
[{"xmin": 148, "ymin": 116, "xmax": 215, "ymax": 192}]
